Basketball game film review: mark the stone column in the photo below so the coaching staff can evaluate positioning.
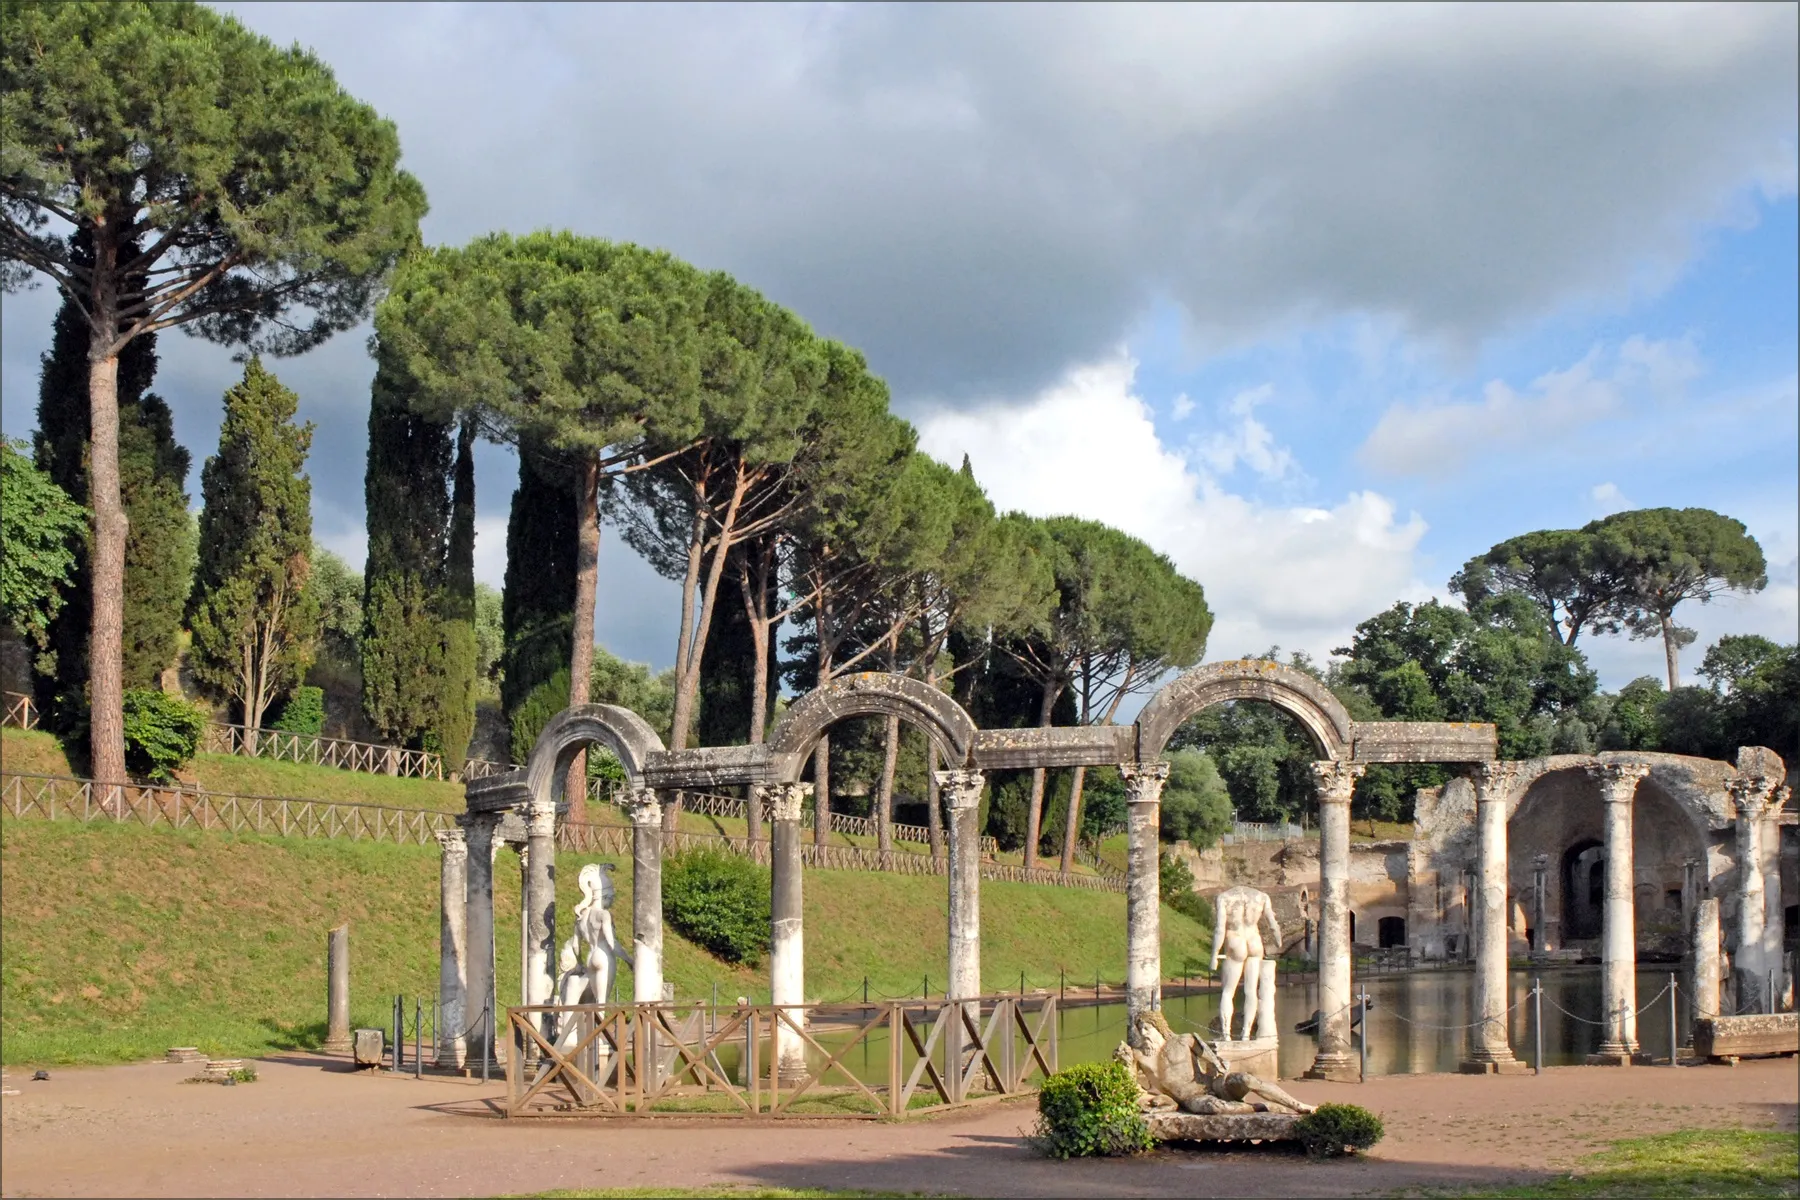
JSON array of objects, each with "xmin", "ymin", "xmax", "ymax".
[
  {"xmin": 1461, "ymin": 763, "xmax": 1526, "ymax": 1073},
  {"xmin": 1727, "ymin": 775, "xmax": 1779, "ymax": 1012},
  {"xmin": 627, "ymin": 790, "xmax": 665, "ymax": 1004},
  {"xmin": 436, "ymin": 828, "xmax": 469, "ymax": 1067},
  {"xmin": 768, "ymin": 781, "xmax": 811, "ymax": 1081},
  {"xmin": 1688, "ymin": 859, "xmax": 1721, "ymax": 1024},
  {"xmin": 1121, "ymin": 761, "xmax": 1170, "ymax": 1035},
  {"xmin": 462, "ymin": 811, "xmax": 500, "ymax": 1063},
  {"xmin": 938, "ymin": 769, "xmax": 986, "ymax": 1003},
  {"xmin": 1304, "ymin": 760, "xmax": 1363, "ymax": 1082},
  {"xmin": 1531, "ymin": 854, "xmax": 1550, "ymax": 954},
  {"xmin": 522, "ymin": 797, "xmax": 558, "ymax": 1048},
  {"xmin": 324, "ymin": 923, "xmax": 351, "ymax": 1054},
  {"xmin": 1588, "ymin": 762, "xmax": 1647, "ymax": 1064}
]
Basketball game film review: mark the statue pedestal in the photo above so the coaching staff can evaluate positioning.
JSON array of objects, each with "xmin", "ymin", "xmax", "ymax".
[{"xmin": 1213, "ymin": 1034, "xmax": 1279, "ymax": 1081}]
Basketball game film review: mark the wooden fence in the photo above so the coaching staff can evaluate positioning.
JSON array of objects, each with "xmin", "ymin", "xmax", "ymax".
[
  {"xmin": 0, "ymin": 771, "xmax": 1126, "ymax": 891},
  {"xmin": 2, "ymin": 692, "xmax": 37, "ymax": 731},
  {"xmin": 199, "ymin": 722, "xmax": 447, "ymax": 780},
  {"xmin": 502, "ymin": 995, "xmax": 1057, "ymax": 1118}
]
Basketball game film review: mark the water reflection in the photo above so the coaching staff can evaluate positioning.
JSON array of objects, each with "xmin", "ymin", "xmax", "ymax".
[{"xmin": 1058, "ymin": 965, "xmax": 1696, "ymax": 1078}]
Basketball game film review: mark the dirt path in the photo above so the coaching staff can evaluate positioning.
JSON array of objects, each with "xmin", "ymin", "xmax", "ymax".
[{"xmin": 2, "ymin": 1055, "xmax": 1794, "ymax": 1198}]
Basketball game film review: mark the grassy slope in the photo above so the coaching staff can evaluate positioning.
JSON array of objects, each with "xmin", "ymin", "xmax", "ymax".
[
  {"xmin": 2, "ymin": 728, "xmax": 468, "ymax": 812},
  {"xmin": 1, "ymin": 815, "xmax": 1209, "ymax": 1065}
]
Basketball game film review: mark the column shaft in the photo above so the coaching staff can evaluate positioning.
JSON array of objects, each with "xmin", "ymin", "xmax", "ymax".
[
  {"xmin": 768, "ymin": 782, "xmax": 810, "ymax": 1081},
  {"xmin": 1462, "ymin": 764, "xmax": 1524, "ymax": 1072},
  {"xmin": 1591, "ymin": 763, "xmax": 1646, "ymax": 1063},
  {"xmin": 436, "ymin": 829, "xmax": 469, "ymax": 1067},
  {"xmin": 1121, "ymin": 762, "xmax": 1170, "ymax": 1035},
  {"xmin": 523, "ymin": 799, "xmax": 558, "ymax": 1047},
  {"xmin": 628, "ymin": 791, "xmax": 665, "ymax": 1004},
  {"xmin": 939, "ymin": 770, "xmax": 985, "ymax": 1003},
  {"xmin": 462, "ymin": 812, "xmax": 499, "ymax": 1062},
  {"xmin": 1304, "ymin": 761, "xmax": 1362, "ymax": 1081},
  {"xmin": 1692, "ymin": 884, "xmax": 1722, "ymax": 1024},
  {"xmin": 325, "ymin": 923, "xmax": 351, "ymax": 1054},
  {"xmin": 1728, "ymin": 777, "xmax": 1779, "ymax": 1012}
]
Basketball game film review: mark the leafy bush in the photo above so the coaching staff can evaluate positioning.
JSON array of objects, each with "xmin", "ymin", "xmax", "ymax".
[
  {"xmin": 1159, "ymin": 850, "xmax": 1213, "ymax": 927},
  {"xmin": 1294, "ymin": 1103, "xmax": 1384, "ymax": 1159},
  {"xmin": 662, "ymin": 848, "xmax": 771, "ymax": 966},
  {"xmin": 270, "ymin": 685, "xmax": 325, "ymax": 737},
  {"xmin": 1033, "ymin": 1060, "xmax": 1154, "ymax": 1159},
  {"xmin": 120, "ymin": 689, "xmax": 207, "ymax": 782}
]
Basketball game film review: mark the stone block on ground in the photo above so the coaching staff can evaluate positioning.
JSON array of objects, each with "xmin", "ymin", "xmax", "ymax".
[
  {"xmin": 1147, "ymin": 1111, "xmax": 1300, "ymax": 1144},
  {"xmin": 353, "ymin": 1028, "xmax": 385, "ymax": 1067},
  {"xmin": 1694, "ymin": 1013, "xmax": 1798, "ymax": 1061},
  {"xmin": 166, "ymin": 1047, "xmax": 203, "ymax": 1063},
  {"xmin": 202, "ymin": 1059, "xmax": 243, "ymax": 1076}
]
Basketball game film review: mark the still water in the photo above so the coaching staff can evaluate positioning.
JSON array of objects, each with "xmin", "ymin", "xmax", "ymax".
[
  {"xmin": 1060, "ymin": 965, "xmax": 1696, "ymax": 1077},
  {"xmin": 686, "ymin": 965, "xmax": 1695, "ymax": 1086}
]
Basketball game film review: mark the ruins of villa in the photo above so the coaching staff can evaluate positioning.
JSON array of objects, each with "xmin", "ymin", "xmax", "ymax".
[{"xmin": 435, "ymin": 658, "xmax": 1797, "ymax": 1082}]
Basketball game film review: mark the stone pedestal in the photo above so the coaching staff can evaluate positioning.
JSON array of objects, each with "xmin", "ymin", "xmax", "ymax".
[
  {"xmin": 1148, "ymin": 1111, "xmax": 1300, "ymax": 1144},
  {"xmin": 1121, "ymin": 762, "xmax": 1170, "ymax": 1035},
  {"xmin": 1212, "ymin": 1034, "xmax": 1279, "ymax": 1081},
  {"xmin": 1304, "ymin": 761, "xmax": 1363, "ymax": 1082},
  {"xmin": 324, "ymin": 924, "xmax": 352, "ymax": 1055}
]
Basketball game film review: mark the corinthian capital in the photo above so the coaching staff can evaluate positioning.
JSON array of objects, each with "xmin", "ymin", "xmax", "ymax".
[
  {"xmin": 765, "ymin": 782, "xmax": 813, "ymax": 823},
  {"xmin": 435, "ymin": 826, "xmax": 468, "ymax": 862},
  {"xmin": 624, "ymin": 788, "xmax": 663, "ymax": 827},
  {"xmin": 1585, "ymin": 761, "xmax": 1649, "ymax": 803},
  {"xmin": 1309, "ymin": 760, "xmax": 1364, "ymax": 805},
  {"xmin": 1120, "ymin": 760, "xmax": 1170, "ymax": 806},
  {"xmin": 523, "ymin": 797, "xmax": 558, "ymax": 838},
  {"xmin": 1470, "ymin": 761, "xmax": 1524, "ymax": 804},
  {"xmin": 1726, "ymin": 774, "xmax": 1781, "ymax": 820},
  {"xmin": 933, "ymin": 769, "xmax": 984, "ymax": 810}
]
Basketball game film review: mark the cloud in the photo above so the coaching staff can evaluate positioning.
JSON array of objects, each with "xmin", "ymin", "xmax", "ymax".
[
  {"xmin": 916, "ymin": 354, "xmax": 1431, "ymax": 668},
  {"xmin": 1589, "ymin": 482, "xmax": 1632, "ymax": 515},
  {"xmin": 1357, "ymin": 337, "xmax": 1699, "ymax": 477},
  {"xmin": 1170, "ymin": 392, "xmax": 1195, "ymax": 420},
  {"xmin": 1194, "ymin": 385, "xmax": 1296, "ymax": 481}
]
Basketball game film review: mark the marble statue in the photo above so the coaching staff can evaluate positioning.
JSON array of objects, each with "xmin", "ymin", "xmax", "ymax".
[
  {"xmin": 1210, "ymin": 884, "xmax": 1281, "ymax": 1040},
  {"xmin": 1117, "ymin": 1010, "xmax": 1315, "ymax": 1116},
  {"xmin": 552, "ymin": 863, "xmax": 632, "ymax": 1052}
]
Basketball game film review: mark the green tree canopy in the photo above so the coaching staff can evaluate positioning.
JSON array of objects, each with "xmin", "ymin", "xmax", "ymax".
[
  {"xmin": 187, "ymin": 359, "xmax": 319, "ymax": 734},
  {"xmin": 1158, "ymin": 748, "xmax": 1233, "ymax": 848},
  {"xmin": 0, "ymin": 438, "xmax": 85, "ymax": 651},
  {"xmin": 1450, "ymin": 528, "xmax": 1623, "ymax": 647},
  {"xmin": 1, "ymin": 0, "xmax": 425, "ymax": 783},
  {"xmin": 1585, "ymin": 507, "xmax": 1767, "ymax": 691}
]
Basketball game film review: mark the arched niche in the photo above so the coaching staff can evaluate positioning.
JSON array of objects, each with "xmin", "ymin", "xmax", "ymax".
[
  {"xmin": 764, "ymin": 672, "xmax": 977, "ymax": 782},
  {"xmin": 1134, "ymin": 659, "xmax": 1353, "ymax": 762},
  {"xmin": 523, "ymin": 703, "xmax": 667, "ymax": 805}
]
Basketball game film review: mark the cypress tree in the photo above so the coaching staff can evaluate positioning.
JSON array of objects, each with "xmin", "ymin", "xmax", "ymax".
[
  {"xmin": 433, "ymin": 416, "xmax": 478, "ymax": 768},
  {"xmin": 697, "ymin": 546, "xmax": 780, "ymax": 747},
  {"xmin": 500, "ymin": 447, "xmax": 578, "ymax": 726},
  {"xmin": 187, "ymin": 359, "xmax": 319, "ymax": 732},
  {"xmin": 33, "ymin": 271, "xmax": 190, "ymax": 724},
  {"xmin": 359, "ymin": 347, "xmax": 453, "ymax": 748}
]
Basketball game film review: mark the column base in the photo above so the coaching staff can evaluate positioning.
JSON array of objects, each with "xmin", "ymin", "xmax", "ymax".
[
  {"xmin": 322, "ymin": 1036, "xmax": 352, "ymax": 1056},
  {"xmin": 1457, "ymin": 1057, "xmax": 1530, "ymax": 1075},
  {"xmin": 1301, "ymin": 1053, "xmax": 1359, "ymax": 1082},
  {"xmin": 1585, "ymin": 1043, "xmax": 1649, "ymax": 1067}
]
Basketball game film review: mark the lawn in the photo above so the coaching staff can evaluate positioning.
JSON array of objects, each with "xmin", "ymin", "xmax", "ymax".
[{"xmin": 1420, "ymin": 1129, "xmax": 1799, "ymax": 1199}]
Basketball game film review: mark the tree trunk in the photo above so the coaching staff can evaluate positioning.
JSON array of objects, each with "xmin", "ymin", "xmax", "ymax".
[
  {"xmin": 876, "ymin": 711, "xmax": 900, "ymax": 859},
  {"xmin": 566, "ymin": 457, "xmax": 601, "ymax": 825},
  {"xmin": 1060, "ymin": 764, "xmax": 1086, "ymax": 875},
  {"xmin": 1022, "ymin": 682, "xmax": 1057, "ymax": 870},
  {"xmin": 86, "ymin": 313, "xmax": 127, "ymax": 788},
  {"xmin": 740, "ymin": 555, "xmax": 768, "ymax": 843},
  {"xmin": 1661, "ymin": 612, "xmax": 1680, "ymax": 692},
  {"xmin": 664, "ymin": 503, "xmax": 707, "ymax": 840},
  {"xmin": 671, "ymin": 458, "xmax": 750, "ymax": 752}
]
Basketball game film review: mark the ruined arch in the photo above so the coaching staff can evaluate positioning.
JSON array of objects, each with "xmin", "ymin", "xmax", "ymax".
[
  {"xmin": 764, "ymin": 672, "xmax": 977, "ymax": 782},
  {"xmin": 524, "ymin": 703, "xmax": 667, "ymax": 803},
  {"xmin": 1134, "ymin": 659, "xmax": 1354, "ymax": 763}
]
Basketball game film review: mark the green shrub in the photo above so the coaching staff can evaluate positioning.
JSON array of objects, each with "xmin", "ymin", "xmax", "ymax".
[
  {"xmin": 270, "ymin": 685, "xmax": 325, "ymax": 737},
  {"xmin": 1033, "ymin": 1060, "xmax": 1154, "ymax": 1159},
  {"xmin": 662, "ymin": 848, "xmax": 771, "ymax": 966},
  {"xmin": 1159, "ymin": 850, "xmax": 1213, "ymax": 927},
  {"xmin": 120, "ymin": 689, "xmax": 207, "ymax": 782},
  {"xmin": 1294, "ymin": 1102, "xmax": 1384, "ymax": 1159}
]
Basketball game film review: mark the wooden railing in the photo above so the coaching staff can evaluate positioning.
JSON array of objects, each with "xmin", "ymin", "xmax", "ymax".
[
  {"xmin": 502, "ymin": 995, "xmax": 1058, "ymax": 1118},
  {"xmin": 199, "ymin": 722, "xmax": 446, "ymax": 780},
  {"xmin": 0, "ymin": 771, "xmax": 1126, "ymax": 891},
  {"xmin": 657, "ymin": 787, "xmax": 1001, "ymax": 856},
  {"xmin": 0, "ymin": 771, "xmax": 457, "ymax": 844},
  {"xmin": 2, "ymin": 691, "xmax": 37, "ymax": 731}
]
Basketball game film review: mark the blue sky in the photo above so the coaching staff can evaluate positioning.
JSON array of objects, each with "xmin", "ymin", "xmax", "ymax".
[{"xmin": 3, "ymin": 3, "xmax": 1794, "ymax": 696}]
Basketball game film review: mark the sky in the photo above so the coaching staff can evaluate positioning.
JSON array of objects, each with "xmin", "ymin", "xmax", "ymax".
[{"xmin": 3, "ymin": 2, "xmax": 1796, "ymax": 696}]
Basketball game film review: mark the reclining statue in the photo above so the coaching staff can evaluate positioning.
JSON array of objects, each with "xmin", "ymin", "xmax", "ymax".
[{"xmin": 1116, "ymin": 1010, "xmax": 1315, "ymax": 1116}]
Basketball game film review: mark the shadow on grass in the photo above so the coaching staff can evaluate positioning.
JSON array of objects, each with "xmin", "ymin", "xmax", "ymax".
[{"xmin": 259, "ymin": 1017, "xmax": 326, "ymax": 1052}]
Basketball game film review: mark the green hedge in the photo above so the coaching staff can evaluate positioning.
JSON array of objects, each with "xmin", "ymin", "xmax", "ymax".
[
  {"xmin": 269, "ymin": 685, "xmax": 325, "ymax": 737},
  {"xmin": 662, "ymin": 848, "xmax": 771, "ymax": 966},
  {"xmin": 120, "ymin": 689, "xmax": 207, "ymax": 782},
  {"xmin": 1294, "ymin": 1103, "xmax": 1384, "ymax": 1159},
  {"xmin": 1033, "ymin": 1059, "xmax": 1153, "ymax": 1159}
]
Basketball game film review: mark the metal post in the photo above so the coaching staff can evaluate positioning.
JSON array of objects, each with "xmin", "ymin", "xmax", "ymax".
[
  {"xmin": 924, "ymin": 974, "xmax": 930, "ymax": 1000},
  {"xmin": 1060, "ymin": 967, "xmax": 1065, "ymax": 1003},
  {"xmin": 1668, "ymin": 974, "xmax": 1678, "ymax": 1068},
  {"xmin": 1533, "ymin": 977, "xmax": 1543, "ymax": 1075},
  {"xmin": 1020, "ymin": 970, "xmax": 1026, "ymax": 997},
  {"xmin": 1358, "ymin": 987, "xmax": 1368, "ymax": 1082},
  {"xmin": 864, "ymin": 976, "xmax": 869, "ymax": 1005},
  {"xmin": 415, "ymin": 999, "xmax": 423, "ymax": 1080},
  {"xmin": 393, "ymin": 994, "xmax": 402, "ymax": 1072},
  {"xmin": 1771, "ymin": 970, "xmax": 1777, "ymax": 1014},
  {"xmin": 482, "ymin": 1001, "xmax": 491, "ymax": 1084}
]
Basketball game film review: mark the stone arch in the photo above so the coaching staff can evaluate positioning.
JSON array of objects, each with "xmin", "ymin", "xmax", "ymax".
[
  {"xmin": 765, "ymin": 672, "xmax": 977, "ymax": 781},
  {"xmin": 524, "ymin": 703, "xmax": 667, "ymax": 803},
  {"xmin": 1134, "ymin": 659, "xmax": 1353, "ymax": 762}
]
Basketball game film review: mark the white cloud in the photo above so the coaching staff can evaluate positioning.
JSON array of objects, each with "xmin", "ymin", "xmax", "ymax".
[
  {"xmin": 1358, "ymin": 337, "xmax": 1699, "ymax": 477},
  {"xmin": 1588, "ymin": 482, "xmax": 1631, "ymax": 514},
  {"xmin": 1194, "ymin": 384, "xmax": 1296, "ymax": 481},
  {"xmin": 1170, "ymin": 392, "xmax": 1195, "ymax": 420},
  {"xmin": 916, "ymin": 354, "xmax": 1432, "ymax": 668}
]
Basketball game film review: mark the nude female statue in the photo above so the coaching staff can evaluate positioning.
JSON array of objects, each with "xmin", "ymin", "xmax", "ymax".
[
  {"xmin": 1210, "ymin": 885, "xmax": 1281, "ymax": 1040},
  {"xmin": 551, "ymin": 862, "xmax": 632, "ymax": 1053}
]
